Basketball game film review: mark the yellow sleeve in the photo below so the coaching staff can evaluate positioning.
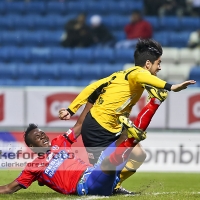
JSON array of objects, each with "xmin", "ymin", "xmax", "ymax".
[
  {"xmin": 68, "ymin": 77, "xmax": 110, "ymax": 114},
  {"xmin": 128, "ymin": 69, "xmax": 167, "ymax": 88}
]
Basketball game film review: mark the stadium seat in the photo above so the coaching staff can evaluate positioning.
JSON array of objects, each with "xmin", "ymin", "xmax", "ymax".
[
  {"xmin": 21, "ymin": 31, "xmax": 44, "ymax": 47},
  {"xmin": 179, "ymin": 48, "xmax": 200, "ymax": 65},
  {"xmin": 145, "ymin": 16, "xmax": 160, "ymax": 31},
  {"xmin": 166, "ymin": 64, "xmax": 191, "ymax": 83},
  {"xmin": 113, "ymin": 31, "xmax": 126, "ymax": 42},
  {"xmin": 47, "ymin": 2, "xmax": 67, "ymax": 15},
  {"xmin": 153, "ymin": 31, "xmax": 170, "ymax": 47},
  {"xmin": 114, "ymin": 49, "xmax": 134, "ymax": 64},
  {"xmin": 0, "ymin": 63, "xmax": 17, "ymax": 79},
  {"xmin": 93, "ymin": 48, "xmax": 114, "ymax": 63},
  {"xmin": 168, "ymin": 31, "xmax": 191, "ymax": 48},
  {"xmin": 30, "ymin": 48, "xmax": 51, "ymax": 63},
  {"xmin": 59, "ymin": 64, "xmax": 81, "ymax": 80},
  {"xmin": 0, "ymin": 17, "xmax": 14, "ymax": 31},
  {"xmin": 189, "ymin": 66, "xmax": 200, "ymax": 82},
  {"xmin": 16, "ymin": 79, "xmax": 48, "ymax": 86},
  {"xmin": 87, "ymin": 2, "xmax": 107, "ymax": 15},
  {"xmin": 38, "ymin": 64, "xmax": 60, "ymax": 80},
  {"xmin": 46, "ymin": 79, "xmax": 70, "ymax": 86},
  {"xmin": 162, "ymin": 47, "xmax": 180, "ymax": 64},
  {"xmin": 10, "ymin": 48, "xmax": 31, "ymax": 63},
  {"xmin": 24, "ymin": 2, "xmax": 46, "ymax": 15},
  {"xmin": 43, "ymin": 31, "xmax": 62, "ymax": 47},
  {"xmin": 66, "ymin": 2, "xmax": 87, "ymax": 14},
  {"xmin": 0, "ymin": 79, "xmax": 17, "ymax": 86},
  {"xmin": 71, "ymin": 48, "xmax": 93, "ymax": 63},
  {"xmin": 180, "ymin": 17, "xmax": 200, "ymax": 31},
  {"xmin": 160, "ymin": 17, "xmax": 180, "ymax": 31},
  {"xmin": 0, "ymin": 31, "xmax": 22, "ymax": 47},
  {"xmin": 101, "ymin": 64, "xmax": 123, "ymax": 77},
  {"xmin": 50, "ymin": 48, "xmax": 72, "ymax": 63},
  {"xmin": 81, "ymin": 64, "xmax": 103, "ymax": 79},
  {"xmin": 17, "ymin": 64, "xmax": 39, "ymax": 80},
  {"xmin": 5, "ymin": 2, "xmax": 26, "ymax": 15}
]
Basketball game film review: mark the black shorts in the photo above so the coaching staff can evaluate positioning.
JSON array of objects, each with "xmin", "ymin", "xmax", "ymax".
[{"xmin": 81, "ymin": 111, "xmax": 120, "ymax": 165}]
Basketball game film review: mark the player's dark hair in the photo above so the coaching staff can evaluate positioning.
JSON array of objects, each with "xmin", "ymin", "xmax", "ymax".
[
  {"xmin": 24, "ymin": 123, "xmax": 38, "ymax": 146},
  {"xmin": 134, "ymin": 39, "xmax": 163, "ymax": 67}
]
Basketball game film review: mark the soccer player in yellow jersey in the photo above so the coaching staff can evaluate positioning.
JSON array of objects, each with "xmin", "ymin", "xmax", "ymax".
[{"xmin": 59, "ymin": 39, "xmax": 195, "ymax": 194}]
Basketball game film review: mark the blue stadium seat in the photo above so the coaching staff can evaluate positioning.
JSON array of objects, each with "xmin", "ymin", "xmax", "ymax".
[
  {"xmin": 180, "ymin": 17, "xmax": 200, "ymax": 31},
  {"xmin": 101, "ymin": 64, "xmax": 123, "ymax": 77},
  {"xmin": 145, "ymin": 16, "xmax": 160, "ymax": 31},
  {"xmin": 153, "ymin": 31, "xmax": 170, "ymax": 47},
  {"xmin": 66, "ymin": 2, "xmax": 87, "ymax": 14},
  {"xmin": 50, "ymin": 48, "xmax": 72, "ymax": 63},
  {"xmin": 38, "ymin": 64, "xmax": 60, "ymax": 80},
  {"xmin": 160, "ymin": 17, "xmax": 180, "ymax": 31},
  {"xmin": 107, "ymin": 1, "xmax": 143, "ymax": 14},
  {"xmin": 168, "ymin": 31, "xmax": 190, "ymax": 48},
  {"xmin": 0, "ymin": 63, "xmax": 17, "ymax": 79},
  {"xmin": 30, "ymin": 48, "xmax": 51, "ymax": 63},
  {"xmin": 113, "ymin": 31, "xmax": 126, "ymax": 41},
  {"xmin": 17, "ymin": 64, "xmax": 39, "ymax": 79},
  {"xmin": 16, "ymin": 79, "xmax": 48, "ymax": 86},
  {"xmin": 43, "ymin": 31, "xmax": 62, "ymax": 47},
  {"xmin": 21, "ymin": 31, "xmax": 43, "ymax": 47},
  {"xmin": 71, "ymin": 48, "xmax": 93, "ymax": 63},
  {"xmin": 93, "ymin": 48, "xmax": 114, "ymax": 63},
  {"xmin": 0, "ymin": 31, "xmax": 22, "ymax": 46},
  {"xmin": 81, "ymin": 64, "xmax": 103, "ymax": 79},
  {"xmin": 59, "ymin": 64, "xmax": 81, "ymax": 80},
  {"xmin": 46, "ymin": 79, "xmax": 70, "ymax": 86},
  {"xmin": 13, "ymin": 15, "xmax": 37, "ymax": 30},
  {"xmin": 87, "ymin": 2, "xmax": 107, "ymax": 15},
  {"xmin": 189, "ymin": 67, "xmax": 200, "ymax": 82},
  {"xmin": 0, "ymin": 17, "xmax": 14, "ymax": 30},
  {"xmin": 114, "ymin": 49, "xmax": 134, "ymax": 64},
  {"xmin": 0, "ymin": 48, "xmax": 11, "ymax": 62},
  {"xmin": 0, "ymin": 2, "xmax": 6, "ymax": 15},
  {"xmin": 0, "ymin": 79, "xmax": 17, "ymax": 86},
  {"xmin": 67, "ymin": 79, "xmax": 90, "ymax": 87},
  {"xmin": 5, "ymin": 2, "xmax": 26, "ymax": 15},
  {"xmin": 25, "ymin": 2, "xmax": 46, "ymax": 15},
  {"xmin": 47, "ymin": 2, "xmax": 67, "ymax": 15},
  {"xmin": 9, "ymin": 48, "xmax": 31, "ymax": 63}
]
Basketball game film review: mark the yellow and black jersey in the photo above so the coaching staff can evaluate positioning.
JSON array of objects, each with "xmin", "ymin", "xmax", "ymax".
[{"xmin": 68, "ymin": 66, "xmax": 171, "ymax": 133}]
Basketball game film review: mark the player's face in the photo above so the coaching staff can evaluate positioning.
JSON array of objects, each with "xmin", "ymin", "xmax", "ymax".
[
  {"xmin": 28, "ymin": 128, "xmax": 50, "ymax": 148},
  {"xmin": 148, "ymin": 57, "xmax": 161, "ymax": 76}
]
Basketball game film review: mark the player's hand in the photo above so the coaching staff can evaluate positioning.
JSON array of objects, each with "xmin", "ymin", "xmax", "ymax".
[
  {"xmin": 171, "ymin": 80, "xmax": 196, "ymax": 92},
  {"xmin": 59, "ymin": 108, "xmax": 71, "ymax": 120}
]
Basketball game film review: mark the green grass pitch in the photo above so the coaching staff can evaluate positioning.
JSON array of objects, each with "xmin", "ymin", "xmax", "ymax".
[{"xmin": 0, "ymin": 171, "xmax": 199, "ymax": 200}]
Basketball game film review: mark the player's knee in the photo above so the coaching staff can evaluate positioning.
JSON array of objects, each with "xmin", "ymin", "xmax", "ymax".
[{"xmin": 129, "ymin": 145, "xmax": 147, "ymax": 162}]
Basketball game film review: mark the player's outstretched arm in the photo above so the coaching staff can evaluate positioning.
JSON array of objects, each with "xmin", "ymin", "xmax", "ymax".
[
  {"xmin": 0, "ymin": 180, "xmax": 22, "ymax": 194},
  {"xmin": 171, "ymin": 80, "xmax": 196, "ymax": 92}
]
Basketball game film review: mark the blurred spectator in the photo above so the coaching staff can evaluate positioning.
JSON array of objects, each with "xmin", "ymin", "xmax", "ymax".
[
  {"xmin": 61, "ymin": 14, "xmax": 94, "ymax": 48},
  {"xmin": 90, "ymin": 15, "xmax": 115, "ymax": 47},
  {"xmin": 115, "ymin": 11, "xmax": 152, "ymax": 49},
  {"xmin": 158, "ymin": 0, "xmax": 178, "ymax": 17},
  {"xmin": 144, "ymin": 0, "xmax": 164, "ymax": 16},
  {"xmin": 188, "ymin": 29, "xmax": 200, "ymax": 48},
  {"xmin": 187, "ymin": 0, "xmax": 200, "ymax": 16}
]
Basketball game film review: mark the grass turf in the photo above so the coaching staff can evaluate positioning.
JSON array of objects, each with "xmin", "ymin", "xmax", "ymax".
[{"xmin": 0, "ymin": 171, "xmax": 199, "ymax": 200}]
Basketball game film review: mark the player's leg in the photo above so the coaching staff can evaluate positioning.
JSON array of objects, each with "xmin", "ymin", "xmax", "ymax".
[
  {"xmin": 86, "ymin": 127, "xmax": 145, "ymax": 196},
  {"xmin": 116, "ymin": 97, "xmax": 164, "ymax": 191}
]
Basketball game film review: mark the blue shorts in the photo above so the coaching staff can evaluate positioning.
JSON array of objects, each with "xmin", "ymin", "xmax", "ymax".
[
  {"xmin": 77, "ymin": 165, "xmax": 119, "ymax": 196},
  {"xmin": 77, "ymin": 142, "xmax": 125, "ymax": 196}
]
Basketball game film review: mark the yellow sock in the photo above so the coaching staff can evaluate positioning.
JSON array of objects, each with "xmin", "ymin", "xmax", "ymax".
[{"xmin": 115, "ymin": 159, "xmax": 143, "ymax": 189}]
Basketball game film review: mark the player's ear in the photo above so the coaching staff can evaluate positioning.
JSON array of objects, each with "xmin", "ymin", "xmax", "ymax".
[{"xmin": 145, "ymin": 60, "xmax": 151, "ymax": 70}]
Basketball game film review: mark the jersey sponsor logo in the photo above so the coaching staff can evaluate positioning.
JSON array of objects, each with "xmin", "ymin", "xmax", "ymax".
[
  {"xmin": 46, "ymin": 152, "xmax": 54, "ymax": 162},
  {"xmin": 188, "ymin": 94, "xmax": 200, "ymax": 124},
  {"xmin": 44, "ymin": 150, "xmax": 69, "ymax": 178},
  {"xmin": 52, "ymin": 145, "xmax": 59, "ymax": 151},
  {"xmin": 45, "ymin": 93, "xmax": 83, "ymax": 123}
]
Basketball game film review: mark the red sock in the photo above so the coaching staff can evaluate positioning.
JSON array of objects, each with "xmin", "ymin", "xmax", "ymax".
[
  {"xmin": 134, "ymin": 98, "xmax": 161, "ymax": 131},
  {"xmin": 109, "ymin": 138, "xmax": 136, "ymax": 166}
]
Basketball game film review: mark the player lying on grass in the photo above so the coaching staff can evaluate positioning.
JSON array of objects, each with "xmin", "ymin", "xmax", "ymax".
[
  {"xmin": 59, "ymin": 38, "xmax": 196, "ymax": 194},
  {"xmin": 0, "ymin": 98, "xmax": 164, "ymax": 196}
]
